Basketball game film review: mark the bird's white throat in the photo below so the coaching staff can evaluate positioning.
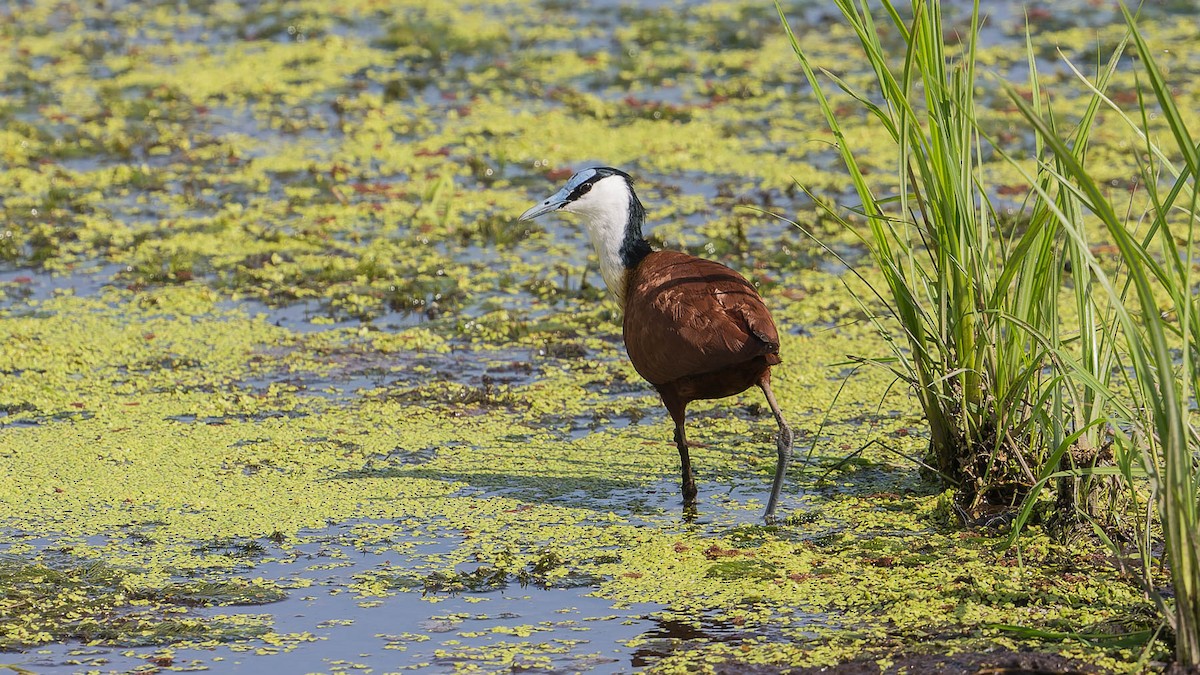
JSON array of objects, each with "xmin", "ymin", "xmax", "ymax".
[{"xmin": 563, "ymin": 176, "xmax": 637, "ymax": 307}]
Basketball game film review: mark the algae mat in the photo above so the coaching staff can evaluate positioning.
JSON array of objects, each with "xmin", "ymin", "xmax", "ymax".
[{"xmin": 2, "ymin": 0, "xmax": 1195, "ymax": 672}]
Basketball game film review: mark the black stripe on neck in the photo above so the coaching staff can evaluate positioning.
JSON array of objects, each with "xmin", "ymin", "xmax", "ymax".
[{"xmin": 620, "ymin": 190, "xmax": 652, "ymax": 270}]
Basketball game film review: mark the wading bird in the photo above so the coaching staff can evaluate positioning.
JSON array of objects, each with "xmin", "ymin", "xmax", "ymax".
[{"xmin": 518, "ymin": 167, "xmax": 793, "ymax": 520}]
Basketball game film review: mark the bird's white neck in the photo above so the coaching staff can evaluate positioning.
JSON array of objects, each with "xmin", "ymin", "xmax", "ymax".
[
  {"xmin": 563, "ymin": 176, "xmax": 648, "ymax": 308},
  {"xmin": 580, "ymin": 206, "xmax": 633, "ymax": 307}
]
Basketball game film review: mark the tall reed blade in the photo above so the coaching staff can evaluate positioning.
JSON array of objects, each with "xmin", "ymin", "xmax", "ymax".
[
  {"xmin": 778, "ymin": 0, "xmax": 1063, "ymax": 512},
  {"xmin": 1000, "ymin": 2, "xmax": 1200, "ymax": 664}
]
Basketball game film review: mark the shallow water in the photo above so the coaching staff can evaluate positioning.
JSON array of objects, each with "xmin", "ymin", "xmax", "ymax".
[
  {"xmin": 18, "ymin": 533, "xmax": 658, "ymax": 674},
  {"xmin": 12, "ymin": 474, "xmax": 815, "ymax": 673},
  {"xmin": 2, "ymin": 0, "xmax": 1196, "ymax": 671}
]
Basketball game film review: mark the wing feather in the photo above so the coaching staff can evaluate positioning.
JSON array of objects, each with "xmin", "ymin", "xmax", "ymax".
[{"xmin": 622, "ymin": 251, "xmax": 780, "ymax": 387}]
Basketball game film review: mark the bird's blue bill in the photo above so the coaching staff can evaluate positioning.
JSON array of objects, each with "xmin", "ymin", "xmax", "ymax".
[
  {"xmin": 518, "ymin": 167, "xmax": 602, "ymax": 221},
  {"xmin": 518, "ymin": 194, "xmax": 568, "ymax": 221}
]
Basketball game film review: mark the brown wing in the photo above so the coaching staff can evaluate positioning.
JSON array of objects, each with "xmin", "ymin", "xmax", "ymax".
[{"xmin": 622, "ymin": 251, "xmax": 780, "ymax": 387}]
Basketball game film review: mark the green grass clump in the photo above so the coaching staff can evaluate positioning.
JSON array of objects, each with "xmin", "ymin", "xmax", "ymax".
[
  {"xmin": 780, "ymin": 0, "xmax": 1200, "ymax": 666},
  {"xmin": 780, "ymin": 0, "xmax": 1064, "ymax": 511},
  {"xmin": 1005, "ymin": 5, "xmax": 1200, "ymax": 665}
]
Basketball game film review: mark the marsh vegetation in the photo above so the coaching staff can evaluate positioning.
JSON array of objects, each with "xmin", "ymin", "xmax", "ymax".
[
  {"xmin": 786, "ymin": 0, "xmax": 1200, "ymax": 667},
  {"xmin": 1, "ymin": 0, "xmax": 1199, "ymax": 672}
]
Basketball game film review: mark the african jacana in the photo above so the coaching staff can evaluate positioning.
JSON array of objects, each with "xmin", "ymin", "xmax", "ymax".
[{"xmin": 519, "ymin": 167, "xmax": 793, "ymax": 520}]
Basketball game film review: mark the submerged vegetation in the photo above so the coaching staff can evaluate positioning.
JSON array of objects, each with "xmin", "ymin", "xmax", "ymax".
[{"xmin": 1, "ymin": 0, "xmax": 1199, "ymax": 671}]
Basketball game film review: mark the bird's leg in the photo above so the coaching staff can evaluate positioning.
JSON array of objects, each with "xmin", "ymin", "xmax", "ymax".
[
  {"xmin": 673, "ymin": 423, "xmax": 697, "ymax": 504},
  {"xmin": 758, "ymin": 373, "xmax": 793, "ymax": 522},
  {"xmin": 661, "ymin": 391, "xmax": 697, "ymax": 504}
]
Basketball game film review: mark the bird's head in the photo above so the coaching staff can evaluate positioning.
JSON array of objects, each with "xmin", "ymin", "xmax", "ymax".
[
  {"xmin": 517, "ymin": 166, "xmax": 652, "ymax": 303},
  {"xmin": 518, "ymin": 167, "xmax": 640, "ymax": 223}
]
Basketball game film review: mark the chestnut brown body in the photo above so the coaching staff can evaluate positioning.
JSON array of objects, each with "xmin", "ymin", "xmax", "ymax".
[{"xmin": 622, "ymin": 250, "xmax": 789, "ymax": 509}]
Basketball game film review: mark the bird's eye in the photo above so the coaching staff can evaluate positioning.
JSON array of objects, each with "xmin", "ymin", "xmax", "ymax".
[{"xmin": 568, "ymin": 182, "xmax": 593, "ymax": 201}]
